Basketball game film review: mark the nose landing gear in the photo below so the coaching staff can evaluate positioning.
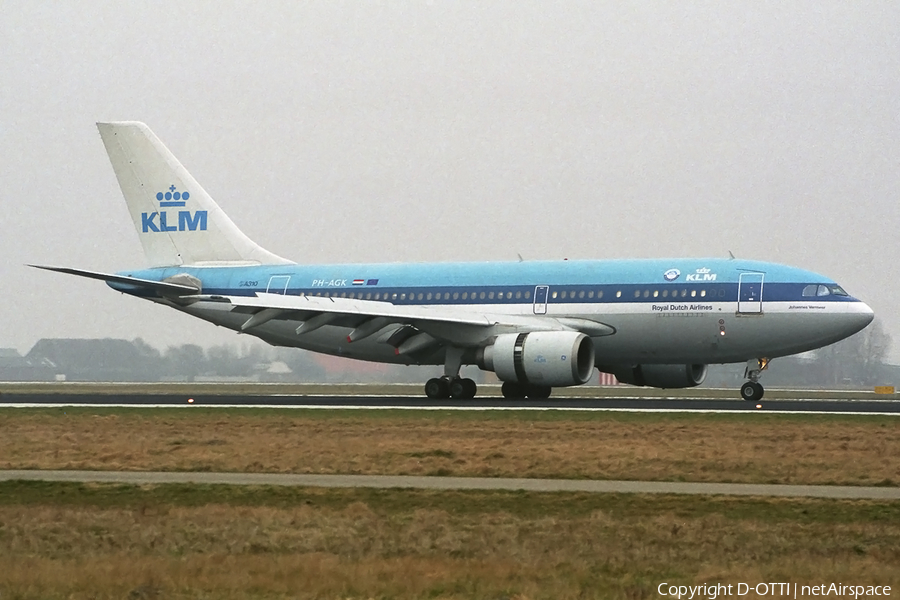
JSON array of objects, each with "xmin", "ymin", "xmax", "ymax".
[{"xmin": 740, "ymin": 358, "xmax": 769, "ymax": 401}]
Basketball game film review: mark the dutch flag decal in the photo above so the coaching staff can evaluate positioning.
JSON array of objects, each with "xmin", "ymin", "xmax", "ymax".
[{"xmin": 352, "ymin": 279, "xmax": 365, "ymax": 286}]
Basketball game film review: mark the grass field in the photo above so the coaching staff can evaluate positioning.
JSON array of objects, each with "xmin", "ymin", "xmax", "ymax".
[
  {"xmin": 0, "ymin": 481, "xmax": 898, "ymax": 599},
  {"xmin": 2, "ymin": 407, "xmax": 898, "ymax": 598},
  {"xmin": 1, "ymin": 408, "xmax": 898, "ymax": 485}
]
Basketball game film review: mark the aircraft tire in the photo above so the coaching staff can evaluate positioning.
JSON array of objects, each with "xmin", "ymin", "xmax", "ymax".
[
  {"xmin": 425, "ymin": 378, "xmax": 450, "ymax": 399},
  {"xmin": 449, "ymin": 378, "xmax": 477, "ymax": 399},
  {"xmin": 526, "ymin": 385, "xmax": 552, "ymax": 399},
  {"xmin": 740, "ymin": 381, "xmax": 764, "ymax": 401},
  {"xmin": 501, "ymin": 381, "xmax": 525, "ymax": 399}
]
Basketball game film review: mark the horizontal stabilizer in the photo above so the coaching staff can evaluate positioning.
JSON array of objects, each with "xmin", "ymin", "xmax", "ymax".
[{"xmin": 29, "ymin": 265, "xmax": 200, "ymax": 295}]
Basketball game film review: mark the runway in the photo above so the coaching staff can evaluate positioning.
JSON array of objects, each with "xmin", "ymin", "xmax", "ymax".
[
  {"xmin": 1, "ymin": 469, "xmax": 898, "ymax": 499},
  {"xmin": 1, "ymin": 393, "xmax": 899, "ymax": 414}
]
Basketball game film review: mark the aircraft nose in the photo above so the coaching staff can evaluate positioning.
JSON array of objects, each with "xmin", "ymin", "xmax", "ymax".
[{"xmin": 845, "ymin": 301, "xmax": 875, "ymax": 336}]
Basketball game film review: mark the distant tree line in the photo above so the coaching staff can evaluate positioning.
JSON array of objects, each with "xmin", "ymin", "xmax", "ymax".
[{"xmin": 3, "ymin": 319, "xmax": 895, "ymax": 387}]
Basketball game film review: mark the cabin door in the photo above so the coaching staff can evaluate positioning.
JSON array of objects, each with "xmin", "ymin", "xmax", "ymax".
[{"xmin": 737, "ymin": 273, "xmax": 764, "ymax": 314}]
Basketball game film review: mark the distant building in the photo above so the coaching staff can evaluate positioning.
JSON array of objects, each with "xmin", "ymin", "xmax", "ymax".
[
  {"xmin": 0, "ymin": 348, "xmax": 56, "ymax": 382},
  {"xmin": 25, "ymin": 338, "xmax": 162, "ymax": 382}
]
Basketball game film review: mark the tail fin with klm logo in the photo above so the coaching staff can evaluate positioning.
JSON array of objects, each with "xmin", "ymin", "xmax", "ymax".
[{"xmin": 96, "ymin": 121, "xmax": 292, "ymax": 267}]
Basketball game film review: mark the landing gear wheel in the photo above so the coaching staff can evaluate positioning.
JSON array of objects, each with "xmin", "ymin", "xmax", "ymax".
[
  {"xmin": 740, "ymin": 381, "xmax": 764, "ymax": 402},
  {"xmin": 449, "ymin": 378, "xmax": 477, "ymax": 399},
  {"xmin": 501, "ymin": 381, "xmax": 526, "ymax": 399},
  {"xmin": 462, "ymin": 378, "xmax": 477, "ymax": 399},
  {"xmin": 425, "ymin": 377, "xmax": 450, "ymax": 399},
  {"xmin": 526, "ymin": 385, "xmax": 552, "ymax": 399}
]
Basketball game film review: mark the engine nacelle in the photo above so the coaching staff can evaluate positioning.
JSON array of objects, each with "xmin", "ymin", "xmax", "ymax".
[
  {"xmin": 478, "ymin": 331, "xmax": 595, "ymax": 387},
  {"xmin": 606, "ymin": 364, "xmax": 708, "ymax": 388}
]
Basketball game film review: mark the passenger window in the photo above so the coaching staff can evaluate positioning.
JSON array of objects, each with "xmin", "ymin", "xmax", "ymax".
[
  {"xmin": 525, "ymin": 290, "xmax": 531, "ymax": 299},
  {"xmin": 700, "ymin": 290, "xmax": 706, "ymax": 297},
  {"xmin": 662, "ymin": 289, "xmax": 668, "ymax": 298},
  {"xmin": 588, "ymin": 291, "xmax": 594, "ymax": 299},
  {"xmin": 366, "ymin": 293, "xmax": 372, "ymax": 300},
  {"xmin": 552, "ymin": 291, "xmax": 558, "ymax": 299},
  {"xmin": 426, "ymin": 292, "xmax": 432, "ymax": 300},
  {"xmin": 653, "ymin": 290, "xmax": 659, "ymax": 298},
  {"xmin": 515, "ymin": 291, "xmax": 522, "ymax": 299},
  {"xmin": 453, "ymin": 292, "xmax": 459, "ymax": 300},
  {"xmin": 616, "ymin": 291, "xmax": 622, "ymax": 298},
  {"xmin": 643, "ymin": 290, "xmax": 650, "ymax": 298},
  {"xmin": 579, "ymin": 290, "xmax": 585, "ymax": 299},
  {"xmin": 401, "ymin": 293, "xmax": 406, "ymax": 300},
  {"xmin": 444, "ymin": 292, "xmax": 450, "ymax": 300},
  {"xmin": 489, "ymin": 291, "xmax": 495, "ymax": 299},
  {"xmin": 802, "ymin": 284, "xmax": 817, "ymax": 297},
  {"xmin": 462, "ymin": 292, "xmax": 468, "ymax": 300},
  {"xmin": 506, "ymin": 291, "xmax": 513, "ymax": 299},
  {"xmin": 598, "ymin": 290, "xmax": 603, "ymax": 299},
  {"xmin": 681, "ymin": 289, "xmax": 687, "ymax": 297},
  {"xmin": 480, "ymin": 291, "xmax": 486, "ymax": 300},
  {"xmin": 634, "ymin": 290, "xmax": 640, "ymax": 298},
  {"xmin": 392, "ymin": 293, "xmax": 398, "ymax": 300},
  {"xmin": 561, "ymin": 291, "xmax": 567, "ymax": 299},
  {"xmin": 817, "ymin": 285, "xmax": 831, "ymax": 297},
  {"xmin": 691, "ymin": 290, "xmax": 696, "ymax": 297}
]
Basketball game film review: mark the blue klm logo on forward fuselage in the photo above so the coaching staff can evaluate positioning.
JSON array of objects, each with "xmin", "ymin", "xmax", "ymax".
[{"xmin": 141, "ymin": 185, "xmax": 208, "ymax": 233}]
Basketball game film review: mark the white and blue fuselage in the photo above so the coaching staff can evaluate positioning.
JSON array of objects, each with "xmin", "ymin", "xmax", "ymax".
[{"xmin": 114, "ymin": 257, "xmax": 872, "ymax": 367}]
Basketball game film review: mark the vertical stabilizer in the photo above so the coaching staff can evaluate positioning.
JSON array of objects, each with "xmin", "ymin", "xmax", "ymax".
[{"xmin": 97, "ymin": 121, "xmax": 292, "ymax": 267}]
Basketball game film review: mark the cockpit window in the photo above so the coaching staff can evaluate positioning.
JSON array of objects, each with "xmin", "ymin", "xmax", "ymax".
[{"xmin": 802, "ymin": 284, "xmax": 850, "ymax": 298}]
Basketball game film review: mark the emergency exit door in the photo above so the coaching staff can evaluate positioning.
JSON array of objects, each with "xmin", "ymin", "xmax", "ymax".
[
  {"xmin": 533, "ymin": 285, "xmax": 549, "ymax": 314},
  {"xmin": 266, "ymin": 275, "xmax": 290, "ymax": 295}
]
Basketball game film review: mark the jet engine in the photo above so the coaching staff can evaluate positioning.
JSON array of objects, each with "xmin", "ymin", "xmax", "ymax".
[
  {"xmin": 478, "ymin": 331, "xmax": 595, "ymax": 387},
  {"xmin": 605, "ymin": 364, "xmax": 708, "ymax": 388}
]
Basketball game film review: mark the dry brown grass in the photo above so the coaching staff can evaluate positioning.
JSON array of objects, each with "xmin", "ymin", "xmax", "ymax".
[
  {"xmin": 1, "ymin": 410, "xmax": 898, "ymax": 485},
  {"xmin": 0, "ymin": 493, "xmax": 898, "ymax": 599}
]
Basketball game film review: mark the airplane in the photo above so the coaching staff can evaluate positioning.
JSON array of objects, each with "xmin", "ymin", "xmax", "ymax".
[{"xmin": 33, "ymin": 122, "xmax": 875, "ymax": 402}]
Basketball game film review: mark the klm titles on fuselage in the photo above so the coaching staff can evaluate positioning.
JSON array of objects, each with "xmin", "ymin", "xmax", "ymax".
[
  {"xmin": 141, "ymin": 185, "xmax": 208, "ymax": 233},
  {"xmin": 685, "ymin": 268, "xmax": 717, "ymax": 282}
]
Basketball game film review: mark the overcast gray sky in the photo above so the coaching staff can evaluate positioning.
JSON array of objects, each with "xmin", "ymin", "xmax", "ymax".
[{"xmin": 3, "ymin": 2, "xmax": 899, "ymax": 362}]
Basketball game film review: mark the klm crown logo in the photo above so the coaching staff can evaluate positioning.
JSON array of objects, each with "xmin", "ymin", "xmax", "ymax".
[
  {"xmin": 157, "ymin": 185, "xmax": 190, "ymax": 207},
  {"xmin": 141, "ymin": 184, "xmax": 207, "ymax": 233}
]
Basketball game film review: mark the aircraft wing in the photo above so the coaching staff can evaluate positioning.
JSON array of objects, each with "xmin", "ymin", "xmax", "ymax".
[{"xmin": 189, "ymin": 292, "xmax": 615, "ymax": 350}]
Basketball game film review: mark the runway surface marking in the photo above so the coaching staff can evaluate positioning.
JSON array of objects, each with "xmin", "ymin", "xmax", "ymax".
[
  {"xmin": 2, "ymin": 403, "xmax": 899, "ymax": 416},
  {"xmin": 2, "ymin": 470, "xmax": 898, "ymax": 499}
]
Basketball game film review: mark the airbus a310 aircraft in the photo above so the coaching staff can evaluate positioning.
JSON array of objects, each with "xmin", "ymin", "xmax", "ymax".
[{"xmin": 35, "ymin": 122, "xmax": 874, "ymax": 401}]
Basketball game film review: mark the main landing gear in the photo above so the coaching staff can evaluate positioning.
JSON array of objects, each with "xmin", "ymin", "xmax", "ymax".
[
  {"xmin": 425, "ymin": 376, "xmax": 477, "ymax": 399},
  {"xmin": 740, "ymin": 358, "xmax": 769, "ymax": 401},
  {"xmin": 424, "ymin": 346, "xmax": 477, "ymax": 399}
]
